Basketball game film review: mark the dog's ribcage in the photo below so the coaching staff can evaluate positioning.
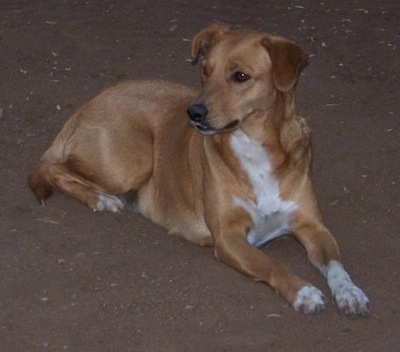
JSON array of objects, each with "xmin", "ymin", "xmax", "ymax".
[{"xmin": 230, "ymin": 130, "xmax": 297, "ymax": 248}]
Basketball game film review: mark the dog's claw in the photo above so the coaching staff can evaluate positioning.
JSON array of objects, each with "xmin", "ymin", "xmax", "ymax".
[{"xmin": 293, "ymin": 286, "xmax": 327, "ymax": 314}]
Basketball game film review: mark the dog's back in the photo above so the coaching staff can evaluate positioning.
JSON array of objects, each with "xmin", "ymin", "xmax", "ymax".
[{"xmin": 29, "ymin": 80, "xmax": 199, "ymax": 205}]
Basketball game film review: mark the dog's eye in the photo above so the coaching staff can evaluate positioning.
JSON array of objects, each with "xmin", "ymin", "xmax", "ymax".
[
  {"xmin": 201, "ymin": 65, "xmax": 208, "ymax": 78},
  {"xmin": 231, "ymin": 71, "xmax": 251, "ymax": 83}
]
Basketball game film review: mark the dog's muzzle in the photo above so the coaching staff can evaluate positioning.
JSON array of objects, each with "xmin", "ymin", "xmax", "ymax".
[
  {"xmin": 187, "ymin": 103, "xmax": 216, "ymax": 135},
  {"xmin": 187, "ymin": 103, "xmax": 239, "ymax": 135},
  {"xmin": 187, "ymin": 103, "xmax": 208, "ymax": 123}
]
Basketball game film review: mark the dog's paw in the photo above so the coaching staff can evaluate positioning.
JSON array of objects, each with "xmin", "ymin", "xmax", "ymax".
[
  {"xmin": 333, "ymin": 282, "xmax": 370, "ymax": 318},
  {"xmin": 93, "ymin": 192, "xmax": 125, "ymax": 213},
  {"xmin": 293, "ymin": 286, "xmax": 327, "ymax": 314}
]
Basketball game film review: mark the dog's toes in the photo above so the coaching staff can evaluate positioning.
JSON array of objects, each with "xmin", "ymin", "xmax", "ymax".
[
  {"xmin": 333, "ymin": 283, "xmax": 370, "ymax": 318},
  {"xmin": 293, "ymin": 285, "xmax": 327, "ymax": 314},
  {"xmin": 93, "ymin": 192, "xmax": 125, "ymax": 213}
]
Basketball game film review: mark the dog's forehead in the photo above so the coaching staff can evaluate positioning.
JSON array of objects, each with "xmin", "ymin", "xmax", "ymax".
[{"xmin": 208, "ymin": 31, "xmax": 272, "ymax": 69}]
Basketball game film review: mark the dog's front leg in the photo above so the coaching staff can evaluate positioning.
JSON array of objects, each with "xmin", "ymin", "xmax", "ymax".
[
  {"xmin": 290, "ymin": 214, "xmax": 370, "ymax": 318},
  {"xmin": 211, "ymin": 210, "xmax": 326, "ymax": 314}
]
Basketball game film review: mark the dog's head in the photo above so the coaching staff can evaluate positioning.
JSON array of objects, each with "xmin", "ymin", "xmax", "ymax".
[{"xmin": 187, "ymin": 22, "xmax": 308, "ymax": 135}]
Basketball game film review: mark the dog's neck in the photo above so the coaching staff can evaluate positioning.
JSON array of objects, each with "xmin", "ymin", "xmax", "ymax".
[
  {"xmin": 240, "ymin": 91, "xmax": 303, "ymax": 170},
  {"xmin": 204, "ymin": 90, "xmax": 310, "ymax": 176}
]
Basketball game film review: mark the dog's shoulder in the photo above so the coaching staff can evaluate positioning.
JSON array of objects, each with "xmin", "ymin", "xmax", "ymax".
[{"xmin": 282, "ymin": 114, "xmax": 312, "ymax": 165}]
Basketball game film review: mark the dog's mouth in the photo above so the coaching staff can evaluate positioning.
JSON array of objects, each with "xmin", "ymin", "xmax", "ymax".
[
  {"xmin": 191, "ymin": 119, "xmax": 239, "ymax": 135},
  {"xmin": 192, "ymin": 121, "xmax": 217, "ymax": 135}
]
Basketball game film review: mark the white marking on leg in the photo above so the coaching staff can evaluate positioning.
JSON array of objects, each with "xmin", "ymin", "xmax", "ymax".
[
  {"xmin": 325, "ymin": 260, "xmax": 370, "ymax": 317},
  {"xmin": 94, "ymin": 192, "xmax": 125, "ymax": 213},
  {"xmin": 293, "ymin": 286, "xmax": 326, "ymax": 314}
]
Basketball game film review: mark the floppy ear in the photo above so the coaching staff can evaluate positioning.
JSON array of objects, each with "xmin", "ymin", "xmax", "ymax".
[
  {"xmin": 191, "ymin": 22, "xmax": 231, "ymax": 64},
  {"xmin": 262, "ymin": 36, "xmax": 308, "ymax": 92}
]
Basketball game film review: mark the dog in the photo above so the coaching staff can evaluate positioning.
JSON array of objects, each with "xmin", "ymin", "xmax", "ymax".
[{"xmin": 29, "ymin": 22, "xmax": 370, "ymax": 317}]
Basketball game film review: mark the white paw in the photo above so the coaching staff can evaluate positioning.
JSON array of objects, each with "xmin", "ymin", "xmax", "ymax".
[
  {"xmin": 326, "ymin": 260, "xmax": 370, "ymax": 318},
  {"xmin": 333, "ymin": 282, "xmax": 370, "ymax": 318},
  {"xmin": 293, "ymin": 286, "xmax": 327, "ymax": 314},
  {"xmin": 94, "ymin": 192, "xmax": 125, "ymax": 213}
]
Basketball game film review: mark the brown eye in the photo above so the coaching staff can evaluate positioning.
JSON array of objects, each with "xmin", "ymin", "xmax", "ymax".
[
  {"xmin": 201, "ymin": 65, "xmax": 208, "ymax": 77},
  {"xmin": 232, "ymin": 71, "xmax": 251, "ymax": 83}
]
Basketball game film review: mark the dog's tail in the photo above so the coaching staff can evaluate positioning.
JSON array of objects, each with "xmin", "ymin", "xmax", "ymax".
[
  {"xmin": 28, "ymin": 133, "xmax": 71, "ymax": 204},
  {"xmin": 28, "ymin": 114, "xmax": 79, "ymax": 204},
  {"xmin": 28, "ymin": 162, "xmax": 53, "ymax": 204}
]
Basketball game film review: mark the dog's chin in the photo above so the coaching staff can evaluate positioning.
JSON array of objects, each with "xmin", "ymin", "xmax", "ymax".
[{"xmin": 191, "ymin": 120, "xmax": 240, "ymax": 135}]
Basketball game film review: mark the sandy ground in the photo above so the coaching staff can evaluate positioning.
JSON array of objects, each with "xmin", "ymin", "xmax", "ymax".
[{"xmin": 1, "ymin": 0, "xmax": 399, "ymax": 351}]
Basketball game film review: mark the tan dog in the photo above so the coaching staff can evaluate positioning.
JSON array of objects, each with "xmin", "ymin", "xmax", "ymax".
[{"xmin": 29, "ymin": 22, "xmax": 370, "ymax": 317}]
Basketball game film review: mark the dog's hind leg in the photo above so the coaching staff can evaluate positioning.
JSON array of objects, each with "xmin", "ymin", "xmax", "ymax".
[{"xmin": 33, "ymin": 161, "xmax": 124, "ymax": 212}]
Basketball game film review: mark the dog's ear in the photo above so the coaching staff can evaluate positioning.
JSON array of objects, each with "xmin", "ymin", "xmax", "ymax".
[
  {"xmin": 191, "ymin": 22, "xmax": 231, "ymax": 64},
  {"xmin": 262, "ymin": 36, "xmax": 308, "ymax": 92}
]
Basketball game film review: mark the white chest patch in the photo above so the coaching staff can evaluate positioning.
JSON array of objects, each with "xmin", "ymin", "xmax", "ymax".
[{"xmin": 230, "ymin": 130, "xmax": 297, "ymax": 248}]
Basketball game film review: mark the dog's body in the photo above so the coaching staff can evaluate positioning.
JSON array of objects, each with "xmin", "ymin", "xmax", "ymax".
[{"xmin": 29, "ymin": 23, "xmax": 370, "ymax": 317}]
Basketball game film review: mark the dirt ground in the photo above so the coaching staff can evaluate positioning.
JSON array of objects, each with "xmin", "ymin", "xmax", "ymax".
[{"xmin": 0, "ymin": 0, "xmax": 399, "ymax": 351}]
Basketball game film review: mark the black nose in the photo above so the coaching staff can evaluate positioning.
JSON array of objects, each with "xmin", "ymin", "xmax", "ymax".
[{"xmin": 187, "ymin": 103, "xmax": 208, "ymax": 122}]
